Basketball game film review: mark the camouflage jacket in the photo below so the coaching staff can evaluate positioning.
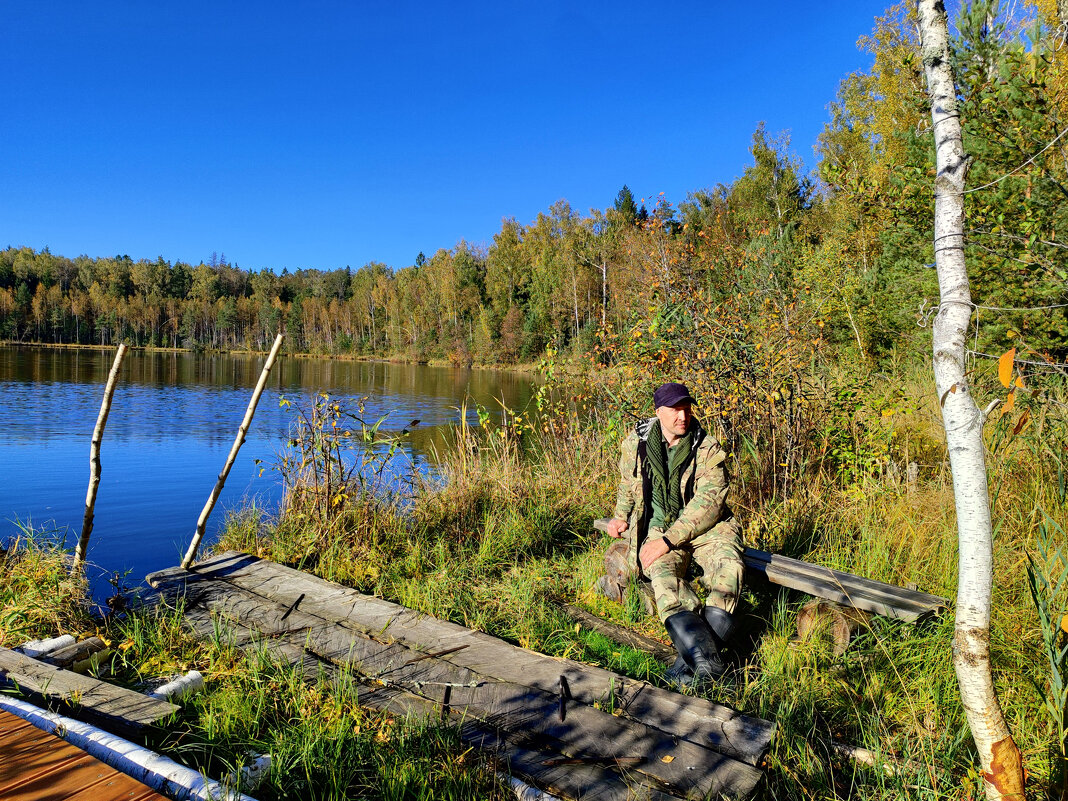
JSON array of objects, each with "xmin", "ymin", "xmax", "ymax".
[{"xmin": 611, "ymin": 416, "xmax": 732, "ymax": 555}]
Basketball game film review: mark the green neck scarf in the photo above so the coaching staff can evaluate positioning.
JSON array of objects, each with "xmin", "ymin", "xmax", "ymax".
[{"xmin": 646, "ymin": 418, "xmax": 693, "ymax": 531}]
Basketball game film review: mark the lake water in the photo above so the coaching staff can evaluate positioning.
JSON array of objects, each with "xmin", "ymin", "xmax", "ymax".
[{"xmin": 0, "ymin": 346, "xmax": 535, "ymax": 602}]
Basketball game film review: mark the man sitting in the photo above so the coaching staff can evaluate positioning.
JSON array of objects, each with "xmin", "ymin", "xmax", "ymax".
[{"xmin": 603, "ymin": 382, "xmax": 744, "ymax": 684}]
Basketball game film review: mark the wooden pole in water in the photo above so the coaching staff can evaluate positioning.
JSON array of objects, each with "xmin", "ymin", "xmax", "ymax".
[
  {"xmin": 181, "ymin": 333, "xmax": 284, "ymax": 568},
  {"xmin": 73, "ymin": 343, "xmax": 128, "ymax": 574}
]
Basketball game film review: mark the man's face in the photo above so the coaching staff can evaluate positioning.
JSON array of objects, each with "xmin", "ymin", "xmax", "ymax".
[{"xmin": 655, "ymin": 402, "xmax": 692, "ymax": 441}]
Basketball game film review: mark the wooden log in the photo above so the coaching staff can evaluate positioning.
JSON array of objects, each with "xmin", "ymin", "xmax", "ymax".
[
  {"xmin": 42, "ymin": 637, "xmax": 107, "ymax": 669},
  {"xmin": 558, "ymin": 603, "xmax": 675, "ymax": 663},
  {"xmin": 73, "ymin": 343, "xmax": 127, "ymax": 572},
  {"xmin": 19, "ymin": 634, "xmax": 76, "ymax": 659},
  {"xmin": 181, "ymin": 332, "xmax": 284, "ymax": 568},
  {"xmin": 71, "ymin": 649, "xmax": 113, "ymax": 676},
  {"xmin": 0, "ymin": 648, "xmax": 179, "ymax": 732},
  {"xmin": 148, "ymin": 552, "xmax": 775, "ymax": 767}
]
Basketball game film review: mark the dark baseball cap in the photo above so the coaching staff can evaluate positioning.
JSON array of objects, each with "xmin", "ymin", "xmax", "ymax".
[{"xmin": 653, "ymin": 382, "xmax": 695, "ymax": 408}]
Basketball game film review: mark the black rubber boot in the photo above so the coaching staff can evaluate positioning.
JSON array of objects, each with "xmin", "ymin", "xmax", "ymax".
[
  {"xmin": 664, "ymin": 655, "xmax": 693, "ymax": 686},
  {"xmin": 664, "ymin": 611, "xmax": 726, "ymax": 686},
  {"xmin": 703, "ymin": 606, "xmax": 736, "ymax": 649}
]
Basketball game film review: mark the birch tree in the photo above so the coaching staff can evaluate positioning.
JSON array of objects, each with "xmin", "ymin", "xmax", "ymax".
[{"xmin": 916, "ymin": 1, "xmax": 1025, "ymax": 797}]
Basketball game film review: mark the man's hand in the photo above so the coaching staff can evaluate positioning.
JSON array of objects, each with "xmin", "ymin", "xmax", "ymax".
[
  {"xmin": 639, "ymin": 537, "xmax": 671, "ymax": 570},
  {"xmin": 605, "ymin": 518, "xmax": 629, "ymax": 538}
]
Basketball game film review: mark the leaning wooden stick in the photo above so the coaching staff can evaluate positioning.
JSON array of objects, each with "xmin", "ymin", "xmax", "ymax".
[
  {"xmin": 72, "ymin": 343, "xmax": 128, "ymax": 574},
  {"xmin": 181, "ymin": 333, "xmax": 284, "ymax": 568}
]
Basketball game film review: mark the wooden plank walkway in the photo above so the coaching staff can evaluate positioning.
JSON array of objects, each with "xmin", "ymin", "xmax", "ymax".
[
  {"xmin": 0, "ymin": 648, "xmax": 179, "ymax": 733},
  {"xmin": 592, "ymin": 518, "xmax": 949, "ymax": 621},
  {"xmin": 0, "ymin": 708, "xmax": 170, "ymax": 801},
  {"xmin": 147, "ymin": 551, "xmax": 776, "ymax": 801}
]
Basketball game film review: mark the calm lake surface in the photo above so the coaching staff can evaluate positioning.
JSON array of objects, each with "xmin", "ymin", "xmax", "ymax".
[{"xmin": 0, "ymin": 346, "xmax": 535, "ymax": 601}]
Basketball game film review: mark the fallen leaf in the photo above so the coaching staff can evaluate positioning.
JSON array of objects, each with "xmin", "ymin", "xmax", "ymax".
[
  {"xmin": 661, "ymin": 755, "xmax": 675, "ymax": 763},
  {"xmin": 1012, "ymin": 410, "xmax": 1032, "ymax": 436}
]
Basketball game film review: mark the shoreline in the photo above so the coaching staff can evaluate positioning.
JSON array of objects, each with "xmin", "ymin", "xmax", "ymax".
[{"xmin": 0, "ymin": 340, "xmax": 543, "ymax": 375}]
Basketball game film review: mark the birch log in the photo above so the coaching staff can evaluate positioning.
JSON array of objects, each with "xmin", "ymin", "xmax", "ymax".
[
  {"xmin": 181, "ymin": 333, "xmax": 284, "ymax": 568},
  {"xmin": 72, "ymin": 343, "xmax": 128, "ymax": 574},
  {"xmin": 916, "ymin": 2, "xmax": 1025, "ymax": 798}
]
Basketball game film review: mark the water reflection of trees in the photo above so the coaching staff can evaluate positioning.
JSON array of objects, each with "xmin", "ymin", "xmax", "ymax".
[{"xmin": 1, "ymin": 347, "xmax": 535, "ymax": 453}]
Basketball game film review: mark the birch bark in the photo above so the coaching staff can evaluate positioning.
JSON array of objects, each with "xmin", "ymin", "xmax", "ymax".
[
  {"xmin": 916, "ymin": 2, "xmax": 1024, "ymax": 797},
  {"xmin": 181, "ymin": 333, "xmax": 284, "ymax": 568},
  {"xmin": 73, "ymin": 343, "xmax": 127, "ymax": 573}
]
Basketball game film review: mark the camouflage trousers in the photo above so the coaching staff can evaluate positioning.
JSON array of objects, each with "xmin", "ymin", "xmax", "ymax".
[{"xmin": 644, "ymin": 518, "xmax": 744, "ymax": 624}]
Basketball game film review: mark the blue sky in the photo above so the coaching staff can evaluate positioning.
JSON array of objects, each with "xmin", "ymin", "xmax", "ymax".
[{"xmin": 2, "ymin": 1, "xmax": 888, "ymax": 273}]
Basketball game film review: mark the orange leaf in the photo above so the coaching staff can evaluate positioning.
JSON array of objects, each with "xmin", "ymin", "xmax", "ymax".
[
  {"xmin": 1003, "ymin": 390, "xmax": 1015, "ymax": 412},
  {"xmin": 998, "ymin": 348, "xmax": 1016, "ymax": 388},
  {"xmin": 1015, "ymin": 375, "xmax": 1025, "ymax": 389}
]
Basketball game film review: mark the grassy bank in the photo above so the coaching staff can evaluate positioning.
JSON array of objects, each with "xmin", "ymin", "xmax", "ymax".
[
  {"xmin": 3, "ymin": 362, "xmax": 1066, "ymax": 799},
  {"xmin": 0, "ymin": 525, "xmax": 93, "ymax": 646}
]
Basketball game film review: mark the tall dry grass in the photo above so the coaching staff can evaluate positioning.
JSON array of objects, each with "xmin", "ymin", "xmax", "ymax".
[{"xmin": 0, "ymin": 523, "xmax": 92, "ymax": 646}]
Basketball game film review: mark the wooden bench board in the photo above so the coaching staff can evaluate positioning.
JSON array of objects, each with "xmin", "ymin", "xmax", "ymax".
[
  {"xmin": 0, "ymin": 648, "xmax": 179, "ymax": 731},
  {"xmin": 742, "ymin": 548, "xmax": 948, "ymax": 620}
]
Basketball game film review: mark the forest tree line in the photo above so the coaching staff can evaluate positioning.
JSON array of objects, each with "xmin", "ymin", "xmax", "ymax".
[{"xmin": 2, "ymin": 1, "xmax": 1065, "ymax": 367}]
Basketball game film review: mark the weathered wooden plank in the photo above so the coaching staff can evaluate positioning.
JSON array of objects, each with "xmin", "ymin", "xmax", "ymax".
[
  {"xmin": 460, "ymin": 720, "xmax": 682, "ymax": 801},
  {"xmin": 150, "ymin": 572, "xmax": 762, "ymax": 798},
  {"xmin": 0, "ymin": 648, "xmax": 179, "ymax": 730},
  {"xmin": 558, "ymin": 604, "xmax": 675, "ymax": 663},
  {"xmin": 243, "ymin": 555, "xmax": 773, "ymax": 765},
  {"xmin": 401, "ymin": 671, "xmax": 761, "ymax": 799},
  {"xmin": 742, "ymin": 549, "xmax": 948, "ymax": 621},
  {"xmin": 741, "ymin": 548, "xmax": 945, "ymax": 605},
  {"xmin": 179, "ymin": 588, "xmax": 694, "ymax": 801},
  {"xmin": 150, "ymin": 552, "xmax": 775, "ymax": 768},
  {"xmin": 264, "ymin": 555, "xmax": 770, "ymax": 763},
  {"xmin": 352, "ymin": 682, "xmax": 683, "ymax": 801}
]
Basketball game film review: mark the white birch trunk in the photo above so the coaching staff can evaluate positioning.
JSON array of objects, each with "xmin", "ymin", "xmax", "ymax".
[
  {"xmin": 181, "ymin": 333, "xmax": 284, "ymax": 568},
  {"xmin": 73, "ymin": 343, "xmax": 127, "ymax": 573},
  {"xmin": 916, "ymin": 2, "xmax": 1025, "ymax": 798},
  {"xmin": 600, "ymin": 260, "xmax": 607, "ymax": 326}
]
